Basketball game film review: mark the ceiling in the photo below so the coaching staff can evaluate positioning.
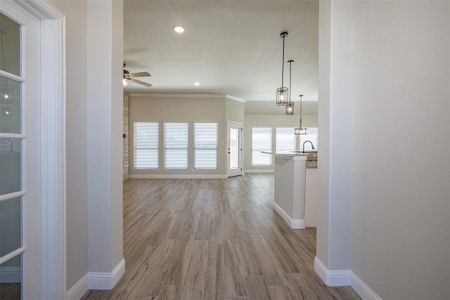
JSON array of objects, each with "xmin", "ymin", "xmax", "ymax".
[
  {"xmin": 245, "ymin": 100, "xmax": 318, "ymax": 115},
  {"xmin": 124, "ymin": 0, "xmax": 319, "ymax": 102}
]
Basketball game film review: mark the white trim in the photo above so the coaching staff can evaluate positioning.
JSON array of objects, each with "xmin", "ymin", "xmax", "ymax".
[
  {"xmin": 40, "ymin": 12, "xmax": 67, "ymax": 300},
  {"xmin": 0, "ymin": 247, "xmax": 25, "ymax": 265},
  {"xmin": 351, "ymin": 272, "xmax": 383, "ymax": 300},
  {"xmin": 0, "ymin": 266, "xmax": 21, "ymax": 283},
  {"xmin": 0, "ymin": 69, "xmax": 24, "ymax": 82},
  {"xmin": 0, "ymin": 133, "xmax": 26, "ymax": 139},
  {"xmin": 314, "ymin": 257, "xmax": 352, "ymax": 286},
  {"xmin": 87, "ymin": 259, "xmax": 125, "ymax": 290},
  {"xmin": 13, "ymin": 0, "xmax": 67, "ymax": 299},
  {"xmin": 225, "ymin": 95, "xmax": 246, "ymax": 103},
  {"xmin": 314, "ymin": 257, "xmax": 383, "ymax": 300},
  {"xmin": 245, "ymin": 169, "xmax": 274, "ymax": 174},
  {"xmin": 0, "ymin": 191, "xmax": 26, "ymax": 203},
  {"xmin": 128, "ymin": 93, "xmax": 224, "ymax": 99},
  {"xmin": 16, "ymin": 0, "xmax": 64, "ymax": 19},
  {"xmin": 66, "ymin": 274, "xmax": 88, "ymax": 300},
  {"xmin": 129, "ymin": 173, "xmax": 227, "ymax": 179},
  {"xmin": 273, "ymin": 201, "xmax": 305, "ymax": 229}
]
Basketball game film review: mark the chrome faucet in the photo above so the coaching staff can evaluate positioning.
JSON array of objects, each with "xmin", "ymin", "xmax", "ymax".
[{"xmin": 302, "ymin": 140, "xmax": 315, "ymax": 153}]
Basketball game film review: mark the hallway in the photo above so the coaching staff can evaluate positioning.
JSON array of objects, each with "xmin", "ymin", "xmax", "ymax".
[{"xmin": 83, "ymin": 175, "xmax": 359, "ymax": 299}]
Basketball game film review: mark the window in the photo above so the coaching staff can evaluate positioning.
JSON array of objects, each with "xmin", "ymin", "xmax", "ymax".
[
  {"xmin": 276, "ymin": 127, "xmax": 296, "ymax": 152},
  {"xmin": 164, "ymin": 122, "xmax": 188, "ymax": 169},
  {"xmin": 194, "ymin": 123, "xmax": 218, "ymax": 169},
  {"xmin": 133, "ymin": 122, "xmax": 159, "ymax": 169},
  {"xmin": 300, "ymin": 127, "xmax": 318, "ymax": 151},
  {"xmin": 252, "ymin": 127, "xmax": 272, "ymax": 165}
]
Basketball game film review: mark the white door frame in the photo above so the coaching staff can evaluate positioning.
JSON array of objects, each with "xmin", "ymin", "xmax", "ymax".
[
  {"xmin": 14, "ymin": 0, "xmax": 66, "ymax": 299},
  {"xmin": 227, "ymin": 121, "xmax": 243, "ymax": 177}
]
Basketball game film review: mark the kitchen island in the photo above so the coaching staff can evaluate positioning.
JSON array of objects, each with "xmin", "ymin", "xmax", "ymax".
[{"xmin": 262, "ymin": 151, "xmax": 309, "ymax": 229}]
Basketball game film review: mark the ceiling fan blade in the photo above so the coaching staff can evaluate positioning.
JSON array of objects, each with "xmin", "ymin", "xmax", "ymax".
[
  {"xmin": 130, "ymin": 78, "xmax": 152, "ymax": 87},
  {"xmin": 130, "ymin": 71, "xmax": 151, "ymax": 78}
]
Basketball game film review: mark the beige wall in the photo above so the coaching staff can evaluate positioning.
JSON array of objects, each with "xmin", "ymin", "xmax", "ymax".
[
  {"xmin": 244, "ymin": 114, "xmax": 318, "ymax": 171},
  {"xmin": 129, "ymin": 94, "xmax": 245, "ymax": 176},
  {"xmin": 49, "ymin": 0, "xmax": 88, "ymax": 289},
  {"xmin": 123, "ymin": 95, "xmax": 129, "ymax": 180},
  {"xmin": 319, "ymin": 0, "xmax": 450, "ymax": 299}
]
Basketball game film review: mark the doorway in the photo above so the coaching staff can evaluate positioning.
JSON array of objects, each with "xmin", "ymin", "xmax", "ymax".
[
  {"xmin": 0, "ymin": 0, "xmax": 66, "ymax": 299},
  {"xmin": 227, "ymin": 121, "xmax": 243, "ymax": 177}
]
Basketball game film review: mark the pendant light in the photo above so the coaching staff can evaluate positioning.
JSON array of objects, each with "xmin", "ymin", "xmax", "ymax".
[
  {"xmin": 294, "ymin": 94, "xmax": 307, "ymax": 135},
  {"xmin": 276, "ymin": 31, "xmax": 289, "ymax": 106},
  {"xmin": 285, "ymin": 59, "xmax": 295, "ymax": 115}
]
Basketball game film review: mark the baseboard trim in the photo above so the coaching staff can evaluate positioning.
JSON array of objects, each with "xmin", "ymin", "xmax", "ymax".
[
  {"xmin": 244, "ymin": 169, "xmax": 274, "ymax": 174},
  {"xmin": 314, "ymin": 257, "xmax": 352, "ymax": 286},
  {"xmin": 129, "ymin": 173, "xmax": 227, "ymax": 179},
  {"xmin": 273, "ymin": 201, "xmax": 305, "ymax": 229},
  {"xmin": 314, "ymin": 257, "xmax": 382, "ymax": 300},
  {"xmin": 0, "ymin": 266, "xmax": 21, "ymax": 283},
  {"xmin": 87, "ymin": 258, "xmax": 125, "ymax": 290},
  {"xmin": 66, "ymin": 274, "xmax": 88, "ymax": 300},
  {"xmin": 351, "ymin": 272, "xmax": 383, "ymax": 300}
]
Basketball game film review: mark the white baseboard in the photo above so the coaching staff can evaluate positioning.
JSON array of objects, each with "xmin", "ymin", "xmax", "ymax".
[
  {"xmin": 351, "ymin": 272, "xmax": 383, "ymax": 300},
  {"xmin": 0, "ymin": 266, "xmax": 21, "ymax": 283},
  {"xmin": 314, "ymin": 257, "xmax": 352, "ymax": 286},
  {"xmin": 129, "ymin": 173, "xmax": 227, "ymax": 179},
  {"xmin": 244, "ymin": 169, "xmax": 274, "ymax": 174},
  {"xmin": 273, "ymin": 201, "xmax": 305, "ymax": 229},
  {"xmin": 66, "ymin": 274, "xmax": 88, "ymax": 300},
  {"xmin": 314, "ymin": 257, "xmax": 382, "ymax": 300},
  {"xmin": 87, "ymin": 258, "xmax": 125, "ymax": 290}
]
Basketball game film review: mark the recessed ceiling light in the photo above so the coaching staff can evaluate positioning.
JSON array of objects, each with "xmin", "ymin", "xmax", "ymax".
[
  {"xmin": 174, "ymin": 25, "xmax": 185, "ymax": 34},
  {"xmin": 194, "ymin": 82, "xmax": 200, "ymax": 86}
]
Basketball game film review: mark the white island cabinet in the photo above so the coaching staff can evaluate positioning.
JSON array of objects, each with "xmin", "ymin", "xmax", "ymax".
[{"xmin": 263, "ymin": 152, "xmax": 308, "ymax": 229}]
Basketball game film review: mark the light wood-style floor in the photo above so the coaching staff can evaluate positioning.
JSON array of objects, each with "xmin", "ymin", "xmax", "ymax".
[{"xmin": 83, "ymin": 175, "xmax": 360, "ymax": 300}]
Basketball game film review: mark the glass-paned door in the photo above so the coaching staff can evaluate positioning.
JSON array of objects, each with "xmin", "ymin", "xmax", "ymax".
[
  {"xmin": 228, "ymin": 122, "xmax": 243, "ymax": 177},
  {"xmin": 0, "ymin": 11, "xmax": 24, "ymax": 300}
]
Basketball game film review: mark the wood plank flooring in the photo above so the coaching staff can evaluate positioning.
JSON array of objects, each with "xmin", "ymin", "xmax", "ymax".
[{"xmin": 82, "ymin": 175, "xmax": 360, "ymax": 300}]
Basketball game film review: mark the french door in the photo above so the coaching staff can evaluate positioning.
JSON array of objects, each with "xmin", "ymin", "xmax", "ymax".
[
  {"xmin": 0, "ymin": 2, "xmax": 41, "ymax": 299},
  {"xmin": 227, "ymin": 122, "xmax": 243, "ymax": 177}
]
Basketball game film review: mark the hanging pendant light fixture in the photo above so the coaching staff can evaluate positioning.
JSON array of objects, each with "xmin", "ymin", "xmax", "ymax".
[
  {"xmin": 285, "ymin": 59, "xmax": 295, "ymax": 115},
  {"xmin": 276, "ymin": 31, "xmax": 289, "ymax": 106},
  {"xmin": 294, "ymin": 94, "xmax": 308, "ymax": 135}
]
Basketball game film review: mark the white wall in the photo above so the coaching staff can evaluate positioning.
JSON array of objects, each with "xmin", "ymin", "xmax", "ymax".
[
  {"xmin": 128, "ymin": 94, "xmax": 244, "ymax": 177},
  {"xmin": 318, "ymin": 0, "xmax": 450, "ymax": 299},
  {"xmin": 244, "ymin": 114, "xmax": 318, "ymax": 171},
  {"xmin": 50, "ymin": 0, "xmax": 124, "ymax": 291},
  {"xmin": 86, "ymin": 0, "xmax": 124, "ymax": 273},
  {"xmin": 49, "ymin": 0, "xmax": 88, "ymax": 289}
]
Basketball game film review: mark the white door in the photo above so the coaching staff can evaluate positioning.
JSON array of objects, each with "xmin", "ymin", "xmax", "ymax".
[
  {"xmin": 0, "ymin": 2, "xmax": 42, "ymax": 299},
  {"xmin": 227, "ymin": 122, "xmax": 243, "ymax": 177}
]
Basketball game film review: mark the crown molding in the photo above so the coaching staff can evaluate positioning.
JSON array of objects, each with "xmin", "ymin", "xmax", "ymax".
[
  {"xmin": 225, "ymin": 95, "xmax": 246, "ymax": 103},
  {"xmin": 127, "ymin": 93, "xmax": 225, "ymax": 99}
]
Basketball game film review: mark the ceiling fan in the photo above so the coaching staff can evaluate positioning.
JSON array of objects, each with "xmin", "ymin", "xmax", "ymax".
[{"xmin": 123, "ymin": 63, "xmax": 152, "ymax": 87}]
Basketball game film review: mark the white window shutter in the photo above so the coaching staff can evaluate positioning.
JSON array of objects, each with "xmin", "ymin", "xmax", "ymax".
[
  {"xmin": 194, "ymin": 123, "xmax": 218, "ymax": 169},
  {"xmin": 134, "ymin": 122, "xmax": 159, "ymax": 169},
  {"xmin": 164, "ymin": 123, "xmax": 189, "ymax": 169}
]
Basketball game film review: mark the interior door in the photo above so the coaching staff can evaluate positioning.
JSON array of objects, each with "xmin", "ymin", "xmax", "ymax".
[
  {"xmin": 0, "ymin": 2, "xmax": 41, "ymax": 299},
  {"xmin": 228, "ymin": 122, "xmax": 243, "ymax": 177}
]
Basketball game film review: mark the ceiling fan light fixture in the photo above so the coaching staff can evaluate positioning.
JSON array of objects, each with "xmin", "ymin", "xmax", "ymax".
[
  {"xmin": 174, "ymin": 25, "xmax": 185, "ymax": 34},
  {"xmin": 122, "ymin": 78, "xmax": 128, "ymax": 86}
]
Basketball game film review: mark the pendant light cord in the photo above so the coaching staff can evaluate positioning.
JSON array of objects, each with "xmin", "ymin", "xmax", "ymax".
[
  {"xmin": 288, "ymin": 61, "xmax": 292, "ymax": 103},
  {"xmin": 281, "ymin": 35, "xmax": 285, "ymax": 88},
  {"xmin": 299, "ymin": 95, "xmax": 303, "ymax": 128}
]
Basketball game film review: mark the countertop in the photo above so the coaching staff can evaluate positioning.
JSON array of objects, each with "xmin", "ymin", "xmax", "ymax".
[{"xmin": 261, "ymin": 151, "xmax": 318, "ymax": 169}]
